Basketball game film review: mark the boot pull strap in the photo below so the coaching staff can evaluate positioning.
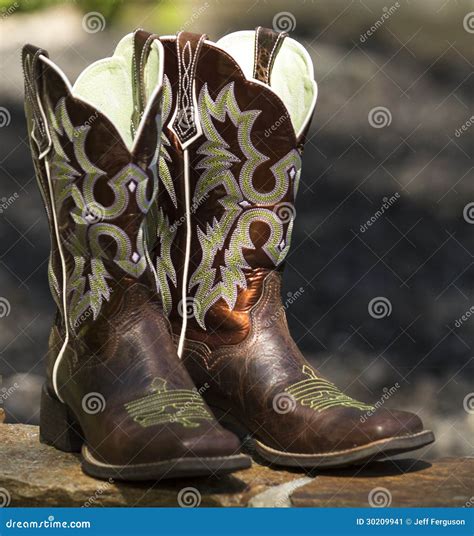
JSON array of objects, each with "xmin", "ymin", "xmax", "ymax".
[
  {"xmin": 132, "ymin": 29, "xmax": 160, "ymax": 136},
  {"xmin": 253, "ymin": 26, "xmax": 287, "ymax": 85},
  {"xmin": 22, "ymin": 45, "xmax": 52, "ymax": 159},
  {"xmin": 171, "ymin": 31, "xmax": 207, "ymax": 147}
]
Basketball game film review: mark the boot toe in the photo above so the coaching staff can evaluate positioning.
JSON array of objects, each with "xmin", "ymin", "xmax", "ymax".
[
  {"xmin": 359, "ymin": 408, "xmax": 424, "ymax": 443},
  {"xmin": 182, "ymin": 426, "xmax": 243, "ymax": 459},
  {"xmin": 281, "ymin": 406, "xmax": 426, "ymax": 454}
]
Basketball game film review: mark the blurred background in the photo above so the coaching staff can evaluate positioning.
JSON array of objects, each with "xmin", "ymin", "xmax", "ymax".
[{"xmin": 0, "ymin": 0, "xmax": 472, "ymax": 459}]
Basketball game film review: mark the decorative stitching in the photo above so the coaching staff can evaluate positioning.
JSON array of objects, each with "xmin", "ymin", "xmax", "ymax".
[
  {"xmin": 172, "ymin": 33, "xmax": 206, "ymax": 144},
  {"xmin": 266, "ymin": 32, "xmax": 286, "ymax": 84},
  {"xmin": 285, "ymin": 365, "xmax": 375, "ymax": 413},
  {"xmin": 253, "ymin": 26, "xmax": 261, "ymax": 80},
  {"xmin": 45, "ymin": 97, "xmax": 159, "ymax": 330},
  {"xmin": 188, "ymin": 83, "xmax": 299, "ymax": 328},
  {"xmin": 124, "ymin": 377, "xmax": 213, "ymax": 428}
]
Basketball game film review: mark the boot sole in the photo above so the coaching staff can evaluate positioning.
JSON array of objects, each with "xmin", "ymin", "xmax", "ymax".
[
  {"xmin": 209, "ymin": 405, "xmax": 435, "ymax": 469},
  {"xmin": 253, "ymin": 430, "xmax": 435, "ymax": 469},
  {"xmin": 82, "ymin": 446, "xmax": 250, "ymax": 481},
  {"xmin": 40, "ymin": 384, "xmax": 250, "ymax": 481}
]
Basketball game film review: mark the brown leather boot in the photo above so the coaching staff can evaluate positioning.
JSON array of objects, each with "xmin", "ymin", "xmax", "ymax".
[
  {"xmin": 23, "ymin": 31, "xmax": 250, "ymax": 480},
  {"xmin": 154, "ymin": 28, "xmax": 434, "ymax": 469}
]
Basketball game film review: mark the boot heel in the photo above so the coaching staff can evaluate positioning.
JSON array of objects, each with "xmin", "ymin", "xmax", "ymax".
[{"xmin": 40, "ymin": 384, "xmax": 83, "ymax": 452}]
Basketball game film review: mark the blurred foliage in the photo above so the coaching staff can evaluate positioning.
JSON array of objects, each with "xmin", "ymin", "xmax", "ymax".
[
  {"xmin": 0, "ymin": 0, "xmax": 123, "ymax": 20},
  {"xmin": 119, "ymin": 0, "xmax": 190, "ymax": 34},
  {"xmin": 77, "ymin": 0, "xmax": 123, "ymax": 19},
  {"xmin": 0, "ymin": 0, "xmax": 58, "ymax": 15},
  {"xmin": 0, "ymin": 0, "xmax": 200, "ymax": 34}
]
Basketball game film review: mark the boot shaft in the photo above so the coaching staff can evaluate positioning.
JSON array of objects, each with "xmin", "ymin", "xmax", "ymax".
[
  {"xmin": 23, "ymin": 33, "xmax": 164, "ymax": 335},
  {"xmin": 152, "ymin": 28, "xmax": 317, "ymax": 346}
]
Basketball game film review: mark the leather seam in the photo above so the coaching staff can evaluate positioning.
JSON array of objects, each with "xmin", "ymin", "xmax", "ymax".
[{"xmin": 185, "ymin": 273, "xmax": 279, "ymax": 371}]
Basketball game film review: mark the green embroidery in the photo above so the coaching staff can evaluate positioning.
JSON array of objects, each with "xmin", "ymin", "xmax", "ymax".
[
  {"xmin": 46, "ymin": 97, "xmax": 157, "ymax": 330},
  {"xmin": 124, "ymin": 378, "xmax": 213, "ymax": 428},
  {"xmin": 153, "ymin": 207, "xmax": 177, "ymax": 315},
  {"xmin": 80, "ymin": 163, "xmax": 153, "ymax": 218},
  {"xmin": 198, "ymin": 82, "xmax": 273, "ymax": 205},
  {"xmin": 270, "ymin": 149, "xmax": 302, "ymax": 200},
  {"xmin": 68, "ymin": 254, "xmax": 112, "ymax": 327},
  {"xmin": 47, "ymin": 101, "xmax": 81, "ymax": 208},
  {"xmin": 188, "ymin": 82, "xmax": 301, "ymax": 328},
  {"xmin": 190, "ymin": 208, "xmax": 289, "ymax": 328},
  {"xmin": 148, "ymin": 76, "xmax": 178, "ymax": 307},
  {"xmin": 47, "ymin": 257, "xmax": 61, "ymax": 307},
  {"xmin": 159, "ymin": 75, "xmax": 176, "ymax": 207},
  {"xmin": 89, "ymin": 223, "xmax": 147, "ymax": 277},
  {"xmin": 285, "ymin": 365, "xmax": 374, "ymax": 412}
]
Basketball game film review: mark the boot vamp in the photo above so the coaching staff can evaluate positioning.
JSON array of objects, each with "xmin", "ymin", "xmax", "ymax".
[
  {"xmin": 57, "ymin": 286, "xmax": 237, "ymax": 465},
  {"xmin": 253, "ymin": 405, "xmax": 424, "ymax": 454},
  {"xmin": 183, "ymin": 273, "xmax": 425, "ymax": 455},
  {"xmin": 189, "ymin": 341, "xmax": 424, "ymax": 454}
]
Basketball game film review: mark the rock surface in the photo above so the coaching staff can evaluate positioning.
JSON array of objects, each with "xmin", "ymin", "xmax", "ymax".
[
  {"xmin": 291, "ymin": 458, "xmax": 473, "ymax": 507},
  {"xmin": 0, "ymin": 424, "xmax": 471, "ymax": 507},
  {"xmin": 0, "ymin": 424, "xmax": 302, "ymax": 507}
]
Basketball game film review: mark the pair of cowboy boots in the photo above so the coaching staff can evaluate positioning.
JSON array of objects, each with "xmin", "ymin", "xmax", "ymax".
[{"xmin": 23, "ymin": 28, "xmax": 434, "ymax": 481}]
